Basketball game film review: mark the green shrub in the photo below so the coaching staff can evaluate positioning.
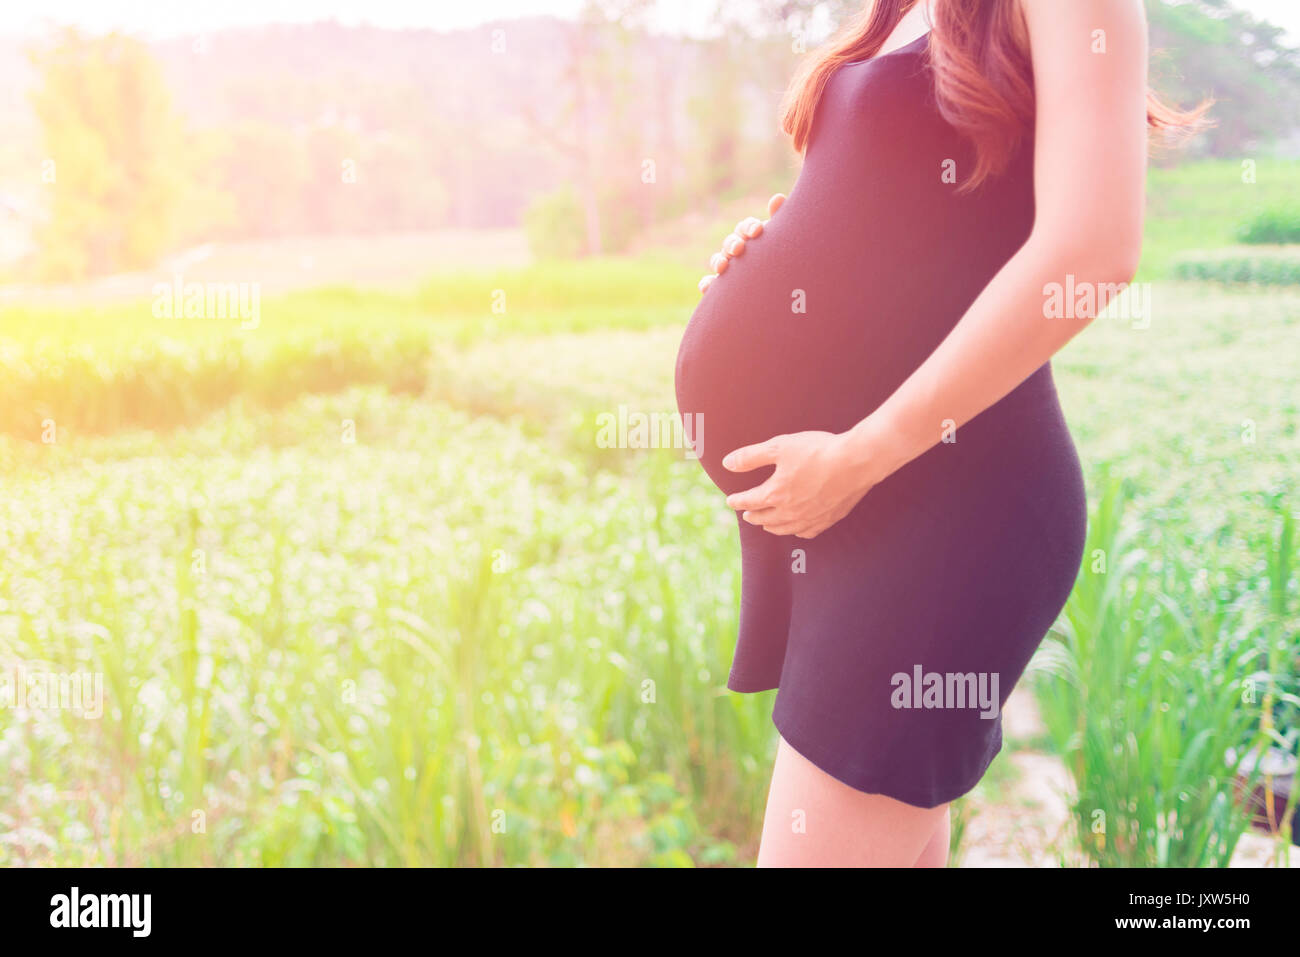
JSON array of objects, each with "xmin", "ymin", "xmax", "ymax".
[
  {"xmin": 522, "ymin": 183, "xmax": 660, "ymax": 260},
  {"xmin": 523, "ymin": 185, "xmax": 588, "ymax": 261},
  {"xmin": 1172, "ymin": 247, "xmax": 1300, "ymax": 285},
  {"xmin": 1238, "ymin": 204, "xmax": 1300, "ymax": 245}
]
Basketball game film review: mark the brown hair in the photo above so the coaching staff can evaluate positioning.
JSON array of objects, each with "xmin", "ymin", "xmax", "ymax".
[{"xmin": 780, "ymin": 0, "xmax": 1210, "ymax": 190}]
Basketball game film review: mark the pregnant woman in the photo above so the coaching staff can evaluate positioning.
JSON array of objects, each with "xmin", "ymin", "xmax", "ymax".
[{"xmin": 674, "ymin": 0, "xmax": 1205, "ymax": 866}]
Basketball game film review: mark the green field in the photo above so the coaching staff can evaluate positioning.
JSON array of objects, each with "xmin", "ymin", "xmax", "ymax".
[{"xmin": 1, "ymin": 161, "xmax": 1298, "ymax": 866}]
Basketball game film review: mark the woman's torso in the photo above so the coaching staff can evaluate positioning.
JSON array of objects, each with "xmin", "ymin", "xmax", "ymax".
[{"xmin": 675, "ymin": 32, "xmax": 1073, "ymax": 524}]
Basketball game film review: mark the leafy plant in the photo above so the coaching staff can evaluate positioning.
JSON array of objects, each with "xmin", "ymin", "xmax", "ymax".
[{"xmin": 1033, "ymin": 474, "xmax": 1275, "ymax": 866}]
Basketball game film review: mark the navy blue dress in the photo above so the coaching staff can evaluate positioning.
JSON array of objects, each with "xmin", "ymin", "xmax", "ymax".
[{"xmin": 674, "ymin": 32, "xmax": 1087, "ymax": 809}]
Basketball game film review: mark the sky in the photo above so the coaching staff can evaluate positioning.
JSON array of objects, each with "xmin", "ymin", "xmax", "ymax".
[{"xmin": 2, "ymin": 0, "xmax": 1298, "ymax": 43}]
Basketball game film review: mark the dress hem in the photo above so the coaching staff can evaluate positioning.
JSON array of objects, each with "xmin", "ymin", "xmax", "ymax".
[
  {"xmin": 725, "ymin": 671, "xmax": 1003, "ymax": 810},
  {"xmin": 771, "ymin": 708, "xmax": 1002, "ymax": 810},
  {"xmin": 726, "ymin": 672, "xmax": 779, "ymax": 695}
]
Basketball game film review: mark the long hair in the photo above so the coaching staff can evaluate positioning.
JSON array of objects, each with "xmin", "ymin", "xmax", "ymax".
[{"xmin": 780, "ymin": 0, "xmax": 1210, "ymax": 191}]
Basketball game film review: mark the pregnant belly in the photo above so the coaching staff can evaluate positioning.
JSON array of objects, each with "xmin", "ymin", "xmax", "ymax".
[
  {"xmin": 674, "ymin": 234, "xmax": 1079, "ymax": 533},
  {"xmin": 675, "ymin": 295, "xmax": 809, "ymax": 494},
  {"xmin": 674, "ymin": 215, "xmax": 918, "ymax": 496}
]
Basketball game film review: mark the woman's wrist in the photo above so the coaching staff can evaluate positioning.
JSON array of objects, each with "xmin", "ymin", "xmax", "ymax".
[{"xmin": 836, "ymin": 410, "xmax": 921, "ymax": 492}]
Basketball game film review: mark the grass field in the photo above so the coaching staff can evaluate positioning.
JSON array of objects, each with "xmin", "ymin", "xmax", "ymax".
[{"xmin": 1, "ymin": 161, "xmax": 1298, "ymax": 865}]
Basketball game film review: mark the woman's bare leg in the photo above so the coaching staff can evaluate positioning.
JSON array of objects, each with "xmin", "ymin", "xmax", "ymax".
[
  {"xmin": 912, "ymin": 805, "xmax": 950, "ymax": 867},
  {"xmin": 757, "ymin": 734, "xmax": 949, "ymax": 867}
]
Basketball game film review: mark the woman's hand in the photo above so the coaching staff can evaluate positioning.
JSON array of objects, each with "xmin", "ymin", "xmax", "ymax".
[
  {"xmin": 698, "ymin": 193, "xmax": 786, "ymax": 295},
  {"xmin": 721, "ymin": 429, "xmax": 881, "ymax": 539}
]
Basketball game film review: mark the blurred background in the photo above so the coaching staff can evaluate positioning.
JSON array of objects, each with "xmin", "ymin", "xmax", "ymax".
[{"xmin": 0, "ymin": 0, "xmax": 1297, "ymax": 866}]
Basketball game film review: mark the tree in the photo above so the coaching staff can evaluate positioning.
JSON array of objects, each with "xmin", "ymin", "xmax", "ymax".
[
  {"xmin": 28, "ymin": 29, "xmax": 204, "ymax": 279},
  {"xmin": 1146, "ymin": 0, "xmax": 1300, "ymax": 155},
  {"xmin": 517, "ymin": 0, "xmax": 657, "ymax": 256}
]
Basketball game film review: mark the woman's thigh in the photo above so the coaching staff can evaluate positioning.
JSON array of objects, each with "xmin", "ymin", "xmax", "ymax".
[
  {"xmin": 913, "ymin": 805, "xmax": 951, "ymax": 868},
  {"xmin": 757, "ymin": 734, "xmax": 949, "ymax": 867}
]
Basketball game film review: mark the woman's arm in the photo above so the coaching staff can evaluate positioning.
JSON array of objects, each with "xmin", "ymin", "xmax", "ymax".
[{"xmin": 724, "ymin": 0, "xmax": 1149, "ymax": 538}]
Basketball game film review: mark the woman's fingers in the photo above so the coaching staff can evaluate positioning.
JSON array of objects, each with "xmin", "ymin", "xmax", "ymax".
[
  {"xmin": 723, "ymin": 438, "xmax": 783, "ymax": 474},
  {"xmin": 722, "ymin": 218, "xmax": 763, "ymax": 264},
  {"xmin": 748, "ymin": 511, "xmax": 822, "ymax": 538},
  {"xmin": 743, "ymin": 511, "xmax": 813, "ymax": 538},
  {"xmin": 699, "ymin": 200, "xmax": 786, "ymax": 294}
]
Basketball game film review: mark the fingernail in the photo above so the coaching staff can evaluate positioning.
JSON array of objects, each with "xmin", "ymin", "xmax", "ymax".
[{"xmin": 722, "ymin": 454, "xmax": 735, "ymax": 469}]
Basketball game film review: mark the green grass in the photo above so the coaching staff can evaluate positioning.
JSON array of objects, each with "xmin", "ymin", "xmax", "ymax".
[
  {"xmin": 1141, "ymin": 158, "xmax": 1300, "ymax": 278},
  {"xmin": 1032, "ymin": 474, "xmax": 1282, "ymax": 866},
  {"xmin": 0, "ymin": 260, "xmax": 699, "ymax": 440},
  {"xmin": 0, "ymin": 391, "xmax": 772, "ymax": 865}
]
